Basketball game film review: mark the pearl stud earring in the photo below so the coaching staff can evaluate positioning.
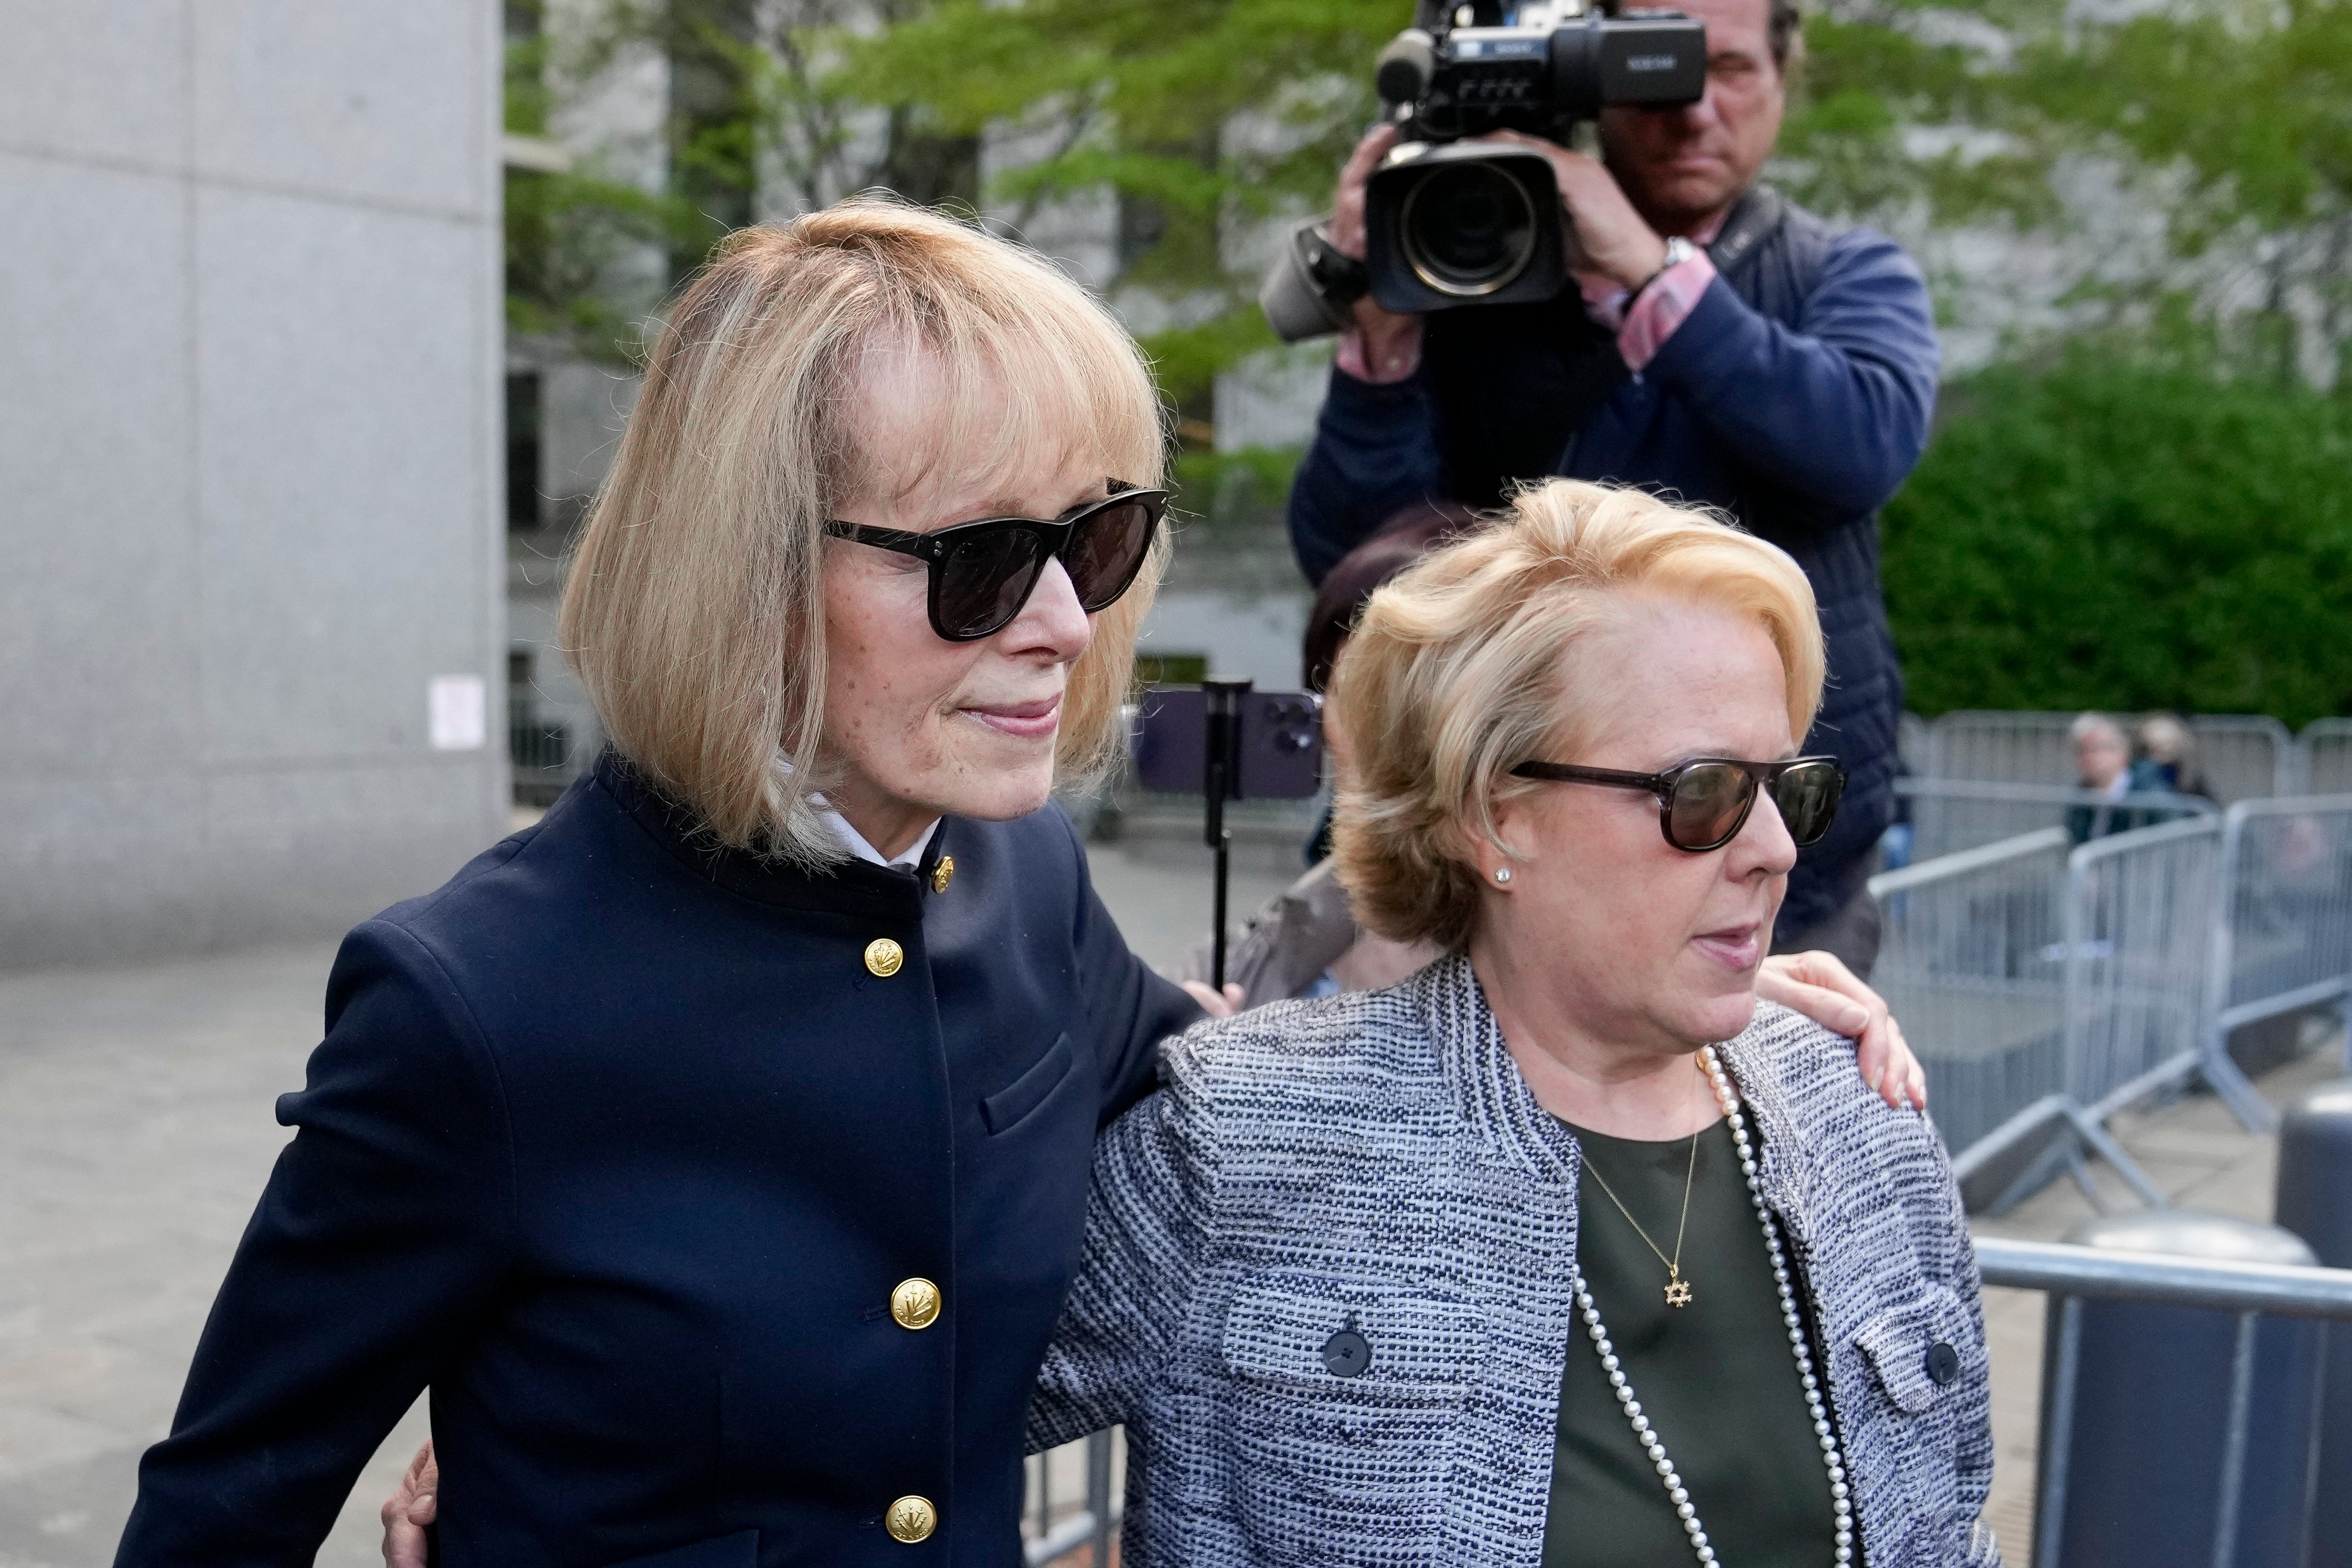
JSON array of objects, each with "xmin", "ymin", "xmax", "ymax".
[{"xmin": 1493, "ymin": 866, "xmax": 1512, "ymax": 884}]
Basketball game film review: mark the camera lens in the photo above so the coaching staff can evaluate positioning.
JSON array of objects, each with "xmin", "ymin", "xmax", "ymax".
[{"xmin": 1398, "ymin": 161, "xmax": 1539, "ymax": 297}]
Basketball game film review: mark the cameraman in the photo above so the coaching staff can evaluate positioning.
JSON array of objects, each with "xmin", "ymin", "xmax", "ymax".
[{"xmin": 1288, "ymin": 0, "xmax": 1937, "ymax": 976}]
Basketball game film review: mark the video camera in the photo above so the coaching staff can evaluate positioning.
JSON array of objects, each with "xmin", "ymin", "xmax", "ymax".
[{"xmin": 1261, "ymin": 0, "xmax": 1706, "ymax": 341}]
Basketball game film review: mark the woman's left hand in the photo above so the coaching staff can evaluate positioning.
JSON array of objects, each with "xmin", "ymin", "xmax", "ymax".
[
  {"xmin": 380, "ymin": 1439, "xmax": 437, "ymax": 1568},
  {"xmin": 1757, "ymin": 952, "xmax": 1926, "ymax": 1111},
  {"xmin": 1180, "ymin": 981, "xmax": 1246, "ymax": 1018}
]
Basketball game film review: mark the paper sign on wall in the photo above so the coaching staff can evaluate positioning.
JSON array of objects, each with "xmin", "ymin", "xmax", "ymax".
[{"xmin": 429, "ymin": 674, "xmax": 488, "ymax": 750}]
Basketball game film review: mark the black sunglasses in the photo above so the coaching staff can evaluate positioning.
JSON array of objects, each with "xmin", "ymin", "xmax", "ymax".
[
  {"xmin": 1509, "ymin": 755, "xmax": 1847, "ymax": 853},
  {"xmin": 824, "ymin": 483, "xmax": 1167, "ymax": 643}
]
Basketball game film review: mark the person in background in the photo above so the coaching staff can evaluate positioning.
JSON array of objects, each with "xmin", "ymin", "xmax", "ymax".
[
  {"xmin": 1298, "ymin": 502, "xmax": 1482, "ymax": 698},
  {"xmin": 2066, "ymin": 711, "xmax": 2134, "ymax": 844},
  {"xmin": 2074, "ymin": 712, "xmax": 2130, "ymax": 795},
  {"xmin": 2133, "ymin": 711, "xmax": 2208, "ymax": 798},
  {"xmin": 1294, "ymin": 501, "xmax": 1481, "ymax": 867},
  {"xmin": 1288, "ymin": 0, "xmax": 1937, "ymax": 979}
]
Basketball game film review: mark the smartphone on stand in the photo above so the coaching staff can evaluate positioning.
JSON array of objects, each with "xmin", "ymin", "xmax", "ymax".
[{"xmin": 1131, "ymin": 682, "xmax": 1325, "ymax": 990}]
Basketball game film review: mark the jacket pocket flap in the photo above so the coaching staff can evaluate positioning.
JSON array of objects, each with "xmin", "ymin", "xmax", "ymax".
[
  {"xmin": 1854, "ymin": 1284, "xmax": 1979, "ymax": 1416},
  {"xmin": 983, "ymin": 1034, "xmax": 1075, "ymax": 1134},
  {"xmin": 599, "ymin": 1528, "xmax": 760, "ymax": 1568},
  {"xmin": 1219, "ymin": 1273, "xmax": 1485, "ymax": 1406}
]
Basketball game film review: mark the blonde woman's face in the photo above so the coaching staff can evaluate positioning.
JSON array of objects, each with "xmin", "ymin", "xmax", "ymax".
[
  {"xmin": 818, "ymin": 361, "xmax": 1103, "ymax": 850},
  {"xmin": 1483, "ymin": 597, "xmax": 1799, "ymax": 1055}
]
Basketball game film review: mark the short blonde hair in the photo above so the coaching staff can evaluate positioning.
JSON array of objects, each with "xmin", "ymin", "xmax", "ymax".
[
  {"xmin": 561, "ymin": 197, "xmax": 1166, "ymax": 864},
  {"xmin": 1328, "ymin": 480, "xmax": 1826, "ymax": 950}
]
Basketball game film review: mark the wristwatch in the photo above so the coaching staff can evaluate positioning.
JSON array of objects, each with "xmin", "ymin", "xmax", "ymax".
[{"xmin": 1632, "ymin": 236, "xmax": 1699, "ymax": 301}]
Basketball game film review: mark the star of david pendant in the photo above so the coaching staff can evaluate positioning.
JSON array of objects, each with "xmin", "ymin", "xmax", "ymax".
[{"xmin": 1664, "ymin": 1272, "xmax": 1693, "ymax": 1308}]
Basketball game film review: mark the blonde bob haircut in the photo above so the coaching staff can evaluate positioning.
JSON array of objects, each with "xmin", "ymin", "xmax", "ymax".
[
  {"xmin": 561, "ymin": 196, "xmax": 1166, "ymax": 864},
  {"xmin": 1328, "ymin": 480, "xmax": 1826, "ymax": 952}
]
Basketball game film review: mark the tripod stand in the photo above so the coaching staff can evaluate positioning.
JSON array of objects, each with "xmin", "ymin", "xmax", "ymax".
[{"xmin": 1200, "ymin": 679, "xmax": 1251, "ymax": 992}]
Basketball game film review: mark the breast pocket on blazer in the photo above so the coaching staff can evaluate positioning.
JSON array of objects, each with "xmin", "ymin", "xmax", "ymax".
[
  {"xmin": 1211, "ymin": 1273, "xmax": 1486, "ymax": 1542},
  {"xmin": 1854, "ymin": 1283, "xmax": 1982, "ymax": 1419},
  {"xmin": 981, "ymin": 1033, "xmax": 1076, "ymax": 1135},
  {"xmin": 1220, "ymin": 1273, "xmax": 1486, "ymax": 1405}
]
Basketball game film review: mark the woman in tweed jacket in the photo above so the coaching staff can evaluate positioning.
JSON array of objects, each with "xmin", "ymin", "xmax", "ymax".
[{"xmin": 1032, "ymin": 481, "xmax": 1999, "ymax": 1567}]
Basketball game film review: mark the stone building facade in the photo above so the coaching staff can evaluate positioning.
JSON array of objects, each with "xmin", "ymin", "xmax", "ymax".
[{"xmin": 0, "ymin": 5, "xmax": 508, "ymax": 966}]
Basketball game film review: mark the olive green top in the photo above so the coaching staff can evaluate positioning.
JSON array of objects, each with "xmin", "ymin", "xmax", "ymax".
[{"xmin": 1540, "ymin": 1113, "xmax": 1838, "ymax": 1568}]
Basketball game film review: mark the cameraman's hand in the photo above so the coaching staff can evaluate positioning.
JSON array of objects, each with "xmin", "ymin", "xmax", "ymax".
[
  {"xmin": 1330, "ymin": 123, "xmax": 1426, "ymax": 384},
  {"xmin": 1484, "ymin": 131, "xmax": 1668, "ymax": 292}
]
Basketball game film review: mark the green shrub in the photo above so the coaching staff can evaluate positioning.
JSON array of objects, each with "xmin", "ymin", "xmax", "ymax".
[{"xmin": 1885, "ymin": 346, "xmax": 2352, "ymax": 728}]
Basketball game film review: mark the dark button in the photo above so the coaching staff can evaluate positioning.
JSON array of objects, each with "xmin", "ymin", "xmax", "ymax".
[
  {"xmin": 1925, "ymin": 1341, "xmax": 1961, "ymax": 1386},
  {"xmin": 1322, "ymin": 1329, "xmax": 1372, "ymax": 1378}
]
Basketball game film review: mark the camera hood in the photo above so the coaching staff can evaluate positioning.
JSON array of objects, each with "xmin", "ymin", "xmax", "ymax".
[
  {"xmin": 1259, "ymin": 222, "xmax": 1369, "ymax": 344},
  {"xmin": 1364, "ymin": 141, "xmax": 1567, "ymax": 315}
]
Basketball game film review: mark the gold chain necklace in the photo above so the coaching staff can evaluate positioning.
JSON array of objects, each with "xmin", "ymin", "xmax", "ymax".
[{"xmin": 1576, "ymin": 1070, "xmax": 1704, "ymax": 1308}]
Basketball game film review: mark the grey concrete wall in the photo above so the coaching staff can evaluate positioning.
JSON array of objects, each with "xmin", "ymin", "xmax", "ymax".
[{"xmin": 0, "ymin": 3, "xmax": 508, "ymax": 968}]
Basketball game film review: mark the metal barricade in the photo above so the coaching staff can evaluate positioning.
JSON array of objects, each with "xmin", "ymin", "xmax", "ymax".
[
  {"xmin": 2302, "ymin": 718, "xmax": 2352, "ymax": 797},
  {"xmin": 1869, "ymin": 829, "xmax": 2073, "ymax": 1175},
  {"xmin": 1875, "ymin": 818, "xmax": 2232, "ymax": 1212},
  {"xmin": 1975, "ymin": 1236, "xmax": 2352, "ymax": 1568},
  {"xmin": 1023, "ymin": 1429, "xmax": 1117, "ymax": 1565},
  {"xmin": 2191, "ymin": 715, "xmax": 2298, "ymax": 804},
  {"xmin": 1921, "ymin": 710, "xmax": 2294, "ymax": 803},
  {"xmin": 1898, "ymin": 778, "xmax": 2214, "ymax": 863},
  {"xmin": 2060, "ymin": 816, "xmax": 2223, "ymax": 1203},
  {"xmin": 2200, "ymin": 795, "xmax": 2352, "ymax": 1133},
  {"xmin": 1924, "ymin": 711, "xmax": 2079, "ymax": 787},
  {"xmin": 1899, "ymin": 710, "xmax": 1932, "ymax": 773}
]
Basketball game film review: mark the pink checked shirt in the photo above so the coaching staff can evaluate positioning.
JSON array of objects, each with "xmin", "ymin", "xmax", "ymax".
[
  {"xmin": 1574, "ymin": 208, "xmax": 1725, "ymax": 373},
  {"xmin": 1337, "ymin": 213, "xmax": 1724, "ymax": 385}
]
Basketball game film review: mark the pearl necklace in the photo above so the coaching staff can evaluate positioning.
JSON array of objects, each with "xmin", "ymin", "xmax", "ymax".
[{"xmin": 1568, "ymin": 1045, "xmax": 1856, "ymax": 1567}]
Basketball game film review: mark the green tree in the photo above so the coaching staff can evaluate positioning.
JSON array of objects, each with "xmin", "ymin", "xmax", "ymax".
[
  {"xmin": 504, "ymin": 0, "xmax": 988, "ymax": 362},
  {"xmin": 1790, "ymin": 0, "xmax": 2352, "ymax": 382},
  {"xmin": 1884, "ymin": 334, "xmax": 2352, "ymax": 726},
  {"xmin": 504, "ymin": 0, "xmax": 683, "ymax": 355},
  {"xmin": 513, "ymin": 0, "xmax": 2352, "ymax": 389},
  {"xmin": 837, "ymin": 0, "xmax": 1395, "ymax": 421},
  {"xmin": 841, "ymin": 0, "xmax": 2352, "ymax": 417}
]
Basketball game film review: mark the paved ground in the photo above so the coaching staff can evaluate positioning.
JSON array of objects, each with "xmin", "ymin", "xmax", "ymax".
[
  {"xmin": 0, "ymin": 833, "xmax": 2335, "ymax": 1565},
  {"xmin": 0, "ymin": 943, "xmax": 426, "ymax": 1566}
]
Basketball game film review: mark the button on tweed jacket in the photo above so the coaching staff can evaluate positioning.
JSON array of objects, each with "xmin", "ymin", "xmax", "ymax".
[{"xmin": 1029, "ymin": 955, "xmax": 2000, "ymax": 1567}]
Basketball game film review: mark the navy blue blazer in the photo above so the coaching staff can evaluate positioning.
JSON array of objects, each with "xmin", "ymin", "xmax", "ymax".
[{"xmin": 115, "ymin": 754, "xmax": 1199, "ymax": 1567}]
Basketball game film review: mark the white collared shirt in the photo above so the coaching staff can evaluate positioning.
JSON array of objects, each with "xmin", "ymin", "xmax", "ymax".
[
  {"xmin": 778, "ymin": 755, "xmax": 940, "ymax": 869},
  {"xmin": 821, "ymin": 807, "xmax": 940, "ymax": 869}
]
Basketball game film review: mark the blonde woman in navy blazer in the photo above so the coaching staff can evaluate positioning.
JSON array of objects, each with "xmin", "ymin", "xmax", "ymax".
[{"xmin": 117, "ymin": 202, "xmax": 1917, "ymax": 1568}]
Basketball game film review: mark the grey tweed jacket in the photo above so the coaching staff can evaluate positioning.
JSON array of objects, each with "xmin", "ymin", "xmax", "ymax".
[{"xmin": 1030, "ymin": 955, "xmax": 2000, "ymax": 1567}]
